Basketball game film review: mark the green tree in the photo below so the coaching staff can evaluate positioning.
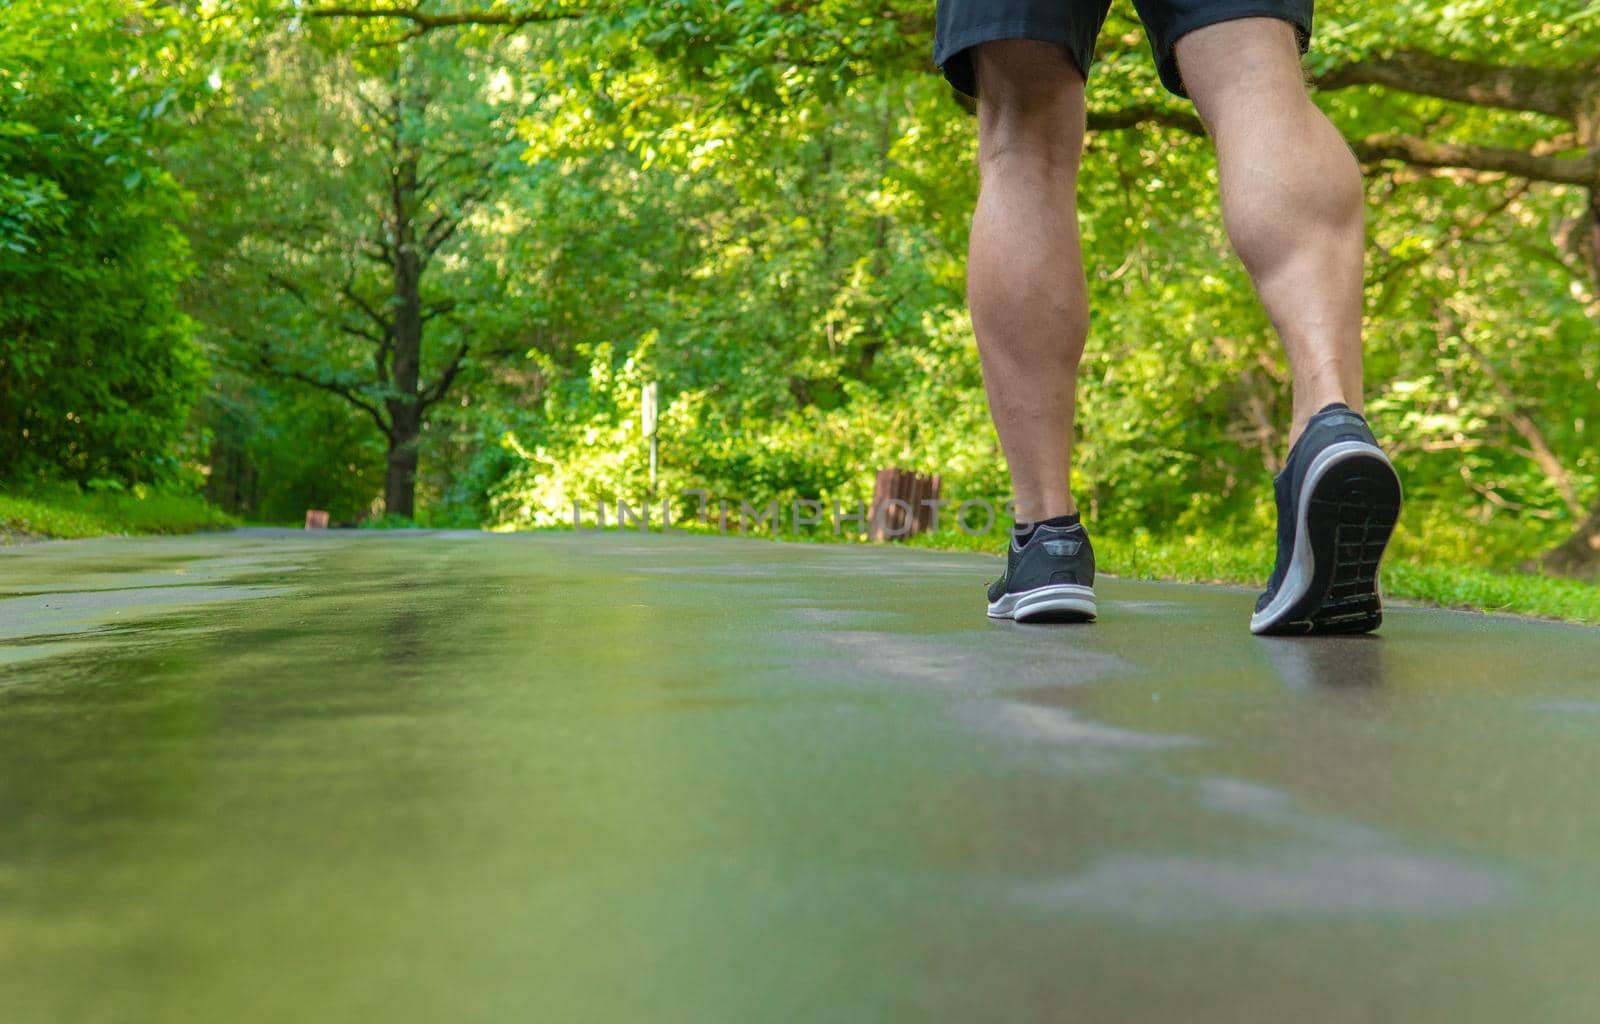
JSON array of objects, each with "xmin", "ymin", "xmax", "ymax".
[
  {"xmin": 0, "ymin": 0, "xmax": 203, "ymax": 486},
  {"xmin": 179, "ymin": 25, "xmax": 542, "ymax": 516}
]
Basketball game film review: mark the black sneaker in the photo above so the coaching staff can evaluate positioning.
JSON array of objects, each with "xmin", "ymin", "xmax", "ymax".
[
  {"xmin": 986, "ymin": 520, "xmax": 1097, "ymax": 623},
  {"xmin": 1251, "ymin": 403, "xmax": 1403, "ymax": 636}
]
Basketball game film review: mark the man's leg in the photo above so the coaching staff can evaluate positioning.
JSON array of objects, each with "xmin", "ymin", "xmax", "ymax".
[
  {"xmin": 967, "ymin": 40, "xmax": 1088, "ymax": 522},
  {"xmin": 1174, "ymin": 17, "xmax": 1402, "ymax": 635},
  {"xmin": 967, "ymin": 40, "xmax": 1098, "ymax": 624},
  {"xmin": 1175, "ymin": 17, "xmax": 1365, "ymax": 444}
]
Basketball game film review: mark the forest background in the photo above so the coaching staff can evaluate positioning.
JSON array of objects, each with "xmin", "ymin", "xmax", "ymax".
[{"xmin": 4, "ymin": 0, "xmax": 1600, "ymax": 619}]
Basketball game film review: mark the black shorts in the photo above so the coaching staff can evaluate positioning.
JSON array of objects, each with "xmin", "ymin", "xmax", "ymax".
[{"xmin": 933, "ymin": 0, "xmax": 1313, "ymax": 98}]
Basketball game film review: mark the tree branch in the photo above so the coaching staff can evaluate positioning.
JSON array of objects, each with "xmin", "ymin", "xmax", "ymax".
[
  {"xmin": 420, "ymin": 342, "xmax": 470, "ymax": 409},
  {"xmin": 1088, "ymin": 105, "xmax": 1204, "ymax": 136},
  {"xmin": 421, "ymin": 299, "xmax": 457, "ymax": 323},
  {"xmin": 338, "ymin": 321, "xmax": 386, "ymax": 346},
  {"xmin": 1349, "ymin": 133, "xmax": 1600, "ymax": 187},
  {"xmin": 339, "ymin": 281, "xmax": 395, "ymax": 335},
  {"xmin": 1315, "ymin": 50, "xmax": 1589, "ymax": 120},
  {"xmin": 422, "ymin": 185, "xmax": 491, "ymax": 256},
  {"xmin": 417, "ymin": 148, "xmax": 481, "ymax": 196},
  {"xmin": 1081, "ymin": 105, "xmax": 1598, "ymax": 187},
  {"xmin": 361, "ymin": 236, "xmax": 393, "ymax": 266},
  {"xmin": 267, "ymin": 272, "xmax": 312, "ymax": 306},
  {"xmin": 259, "ymin": 349, "xmax": 393, "ymax": 438}
]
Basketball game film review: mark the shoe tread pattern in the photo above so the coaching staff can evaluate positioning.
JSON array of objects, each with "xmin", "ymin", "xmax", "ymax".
[{"xmin": 1269, "ymin": 455, "xmax": 1401, "ymax": 636}]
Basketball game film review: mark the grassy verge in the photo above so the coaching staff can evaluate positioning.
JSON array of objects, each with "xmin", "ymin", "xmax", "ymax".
[
  {"xmin": 1378, "ymin": 561, "xmax": 1600, "ymax": 625},
  {"xmin": 0, "ymin": 485, "xmax": 237, "ymax": 543},
  {"xmin": 1098, "ymin": 536, "xmax": 1599, "ymax": 625},
  {"xmin": 902, "ymin": 526, "xmax": 1600, "ymax": 626}
]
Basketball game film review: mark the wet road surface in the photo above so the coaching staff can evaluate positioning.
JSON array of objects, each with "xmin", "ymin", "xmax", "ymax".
[{"xmin": 1, "ymin": 529, "xmax": 1598, "ymax": 1022}]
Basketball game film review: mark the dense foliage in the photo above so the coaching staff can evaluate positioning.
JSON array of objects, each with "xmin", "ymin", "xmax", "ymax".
[
  {"xmin": 3, "ymin": 0, "xmax": 1598, "ymax": 581},
  {"xmin": 0, "ymin": 0, "xmax": 203, "ymax": 486}
]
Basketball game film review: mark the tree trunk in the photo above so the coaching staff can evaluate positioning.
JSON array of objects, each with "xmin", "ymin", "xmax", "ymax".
[
  {"xmin": 383, "ymin": 247, "xmax": 423, "ymax": 517},
  {"xmin": 383, "ymin": 114, "xmax": 426, "ymax": 519},
  {"xmin": 385, "ymin": 431, "xmax": 419, "ymax": 519},
  {"xmin": 867, "ymin": 467, "xmax": 942, "ymax": 541},
  {"xmin": 1539, "ymin": 502, "xmax": 1600, "ymax": 579}
]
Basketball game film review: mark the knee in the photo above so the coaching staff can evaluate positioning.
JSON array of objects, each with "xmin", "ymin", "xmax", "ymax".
[
  {"xmin": 1177, "ymin": 18, "xmax": 1307, "ymax": 130},
  {"xmin": 971, "ymin": 40, "xmax": 1086, "ymax": 172}
]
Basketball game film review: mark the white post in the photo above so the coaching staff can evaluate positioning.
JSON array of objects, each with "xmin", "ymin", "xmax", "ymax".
[{"xmin": 641, "ymin": 381, "xmax": 659, "ymax": 490}]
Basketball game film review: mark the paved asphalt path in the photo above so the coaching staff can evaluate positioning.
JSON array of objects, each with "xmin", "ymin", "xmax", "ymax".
[{"xmin": 1, "ymin": 529, "xmax": 1598, "ymax": 1022}]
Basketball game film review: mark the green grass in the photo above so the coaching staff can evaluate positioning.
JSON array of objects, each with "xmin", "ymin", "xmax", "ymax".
[
  {"xmin": 1380, "ymin": 561, "xmax": 1600, "ymax": 624},
  {"xmin": 0, "ymin": 485, "xmax": 237, "ymax": 543},
  {"xmin": 904, "ymin": 525, "xmax": 1600, "ymax": 626},
  {"xmin": 1097, "ymin": 534, "xmax": 1599, "ymax": 624}
]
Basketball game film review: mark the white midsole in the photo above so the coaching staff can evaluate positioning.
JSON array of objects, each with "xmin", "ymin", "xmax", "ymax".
[
  {"xmin": 1250, "ymin": 441, "xmax": 1401, "ymax": 634},
  {"xmin": 988, "ymin": 583, "xmax": 1097, "ymax": 621}
]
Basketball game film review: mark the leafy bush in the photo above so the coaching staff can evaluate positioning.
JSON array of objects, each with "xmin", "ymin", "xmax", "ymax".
[{"xmin": 0, "ymin": 1, "xmax": 203, "ymax": 487}]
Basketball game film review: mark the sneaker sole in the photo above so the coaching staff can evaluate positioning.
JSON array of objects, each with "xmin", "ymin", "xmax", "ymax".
[
  {"xmin": 1250, "ymin": 442, "xmax": 1402, "ymax": 637},
  {"xmin": 988, "ymin": 584, "xmax": 1097, "ymax": 623}
]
